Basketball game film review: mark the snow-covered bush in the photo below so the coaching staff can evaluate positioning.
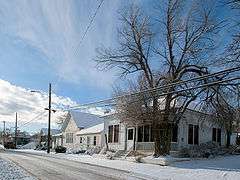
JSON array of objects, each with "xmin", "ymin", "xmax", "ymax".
[
  {"xmin": 0, "ymin": 144, "xmax": 5, "ymax": 151},
  {"xmin": 85, "ymin": 146, "xmax": 101, "ymax": 155},
  {"xmin": 179, "ymin": 142, "xmax": 225, "ymax": 158}
]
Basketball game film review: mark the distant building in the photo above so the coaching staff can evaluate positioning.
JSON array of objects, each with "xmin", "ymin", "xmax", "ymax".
[{"xmin": 39, "ymin": 128, "xmax": 61, "ymax": 146}]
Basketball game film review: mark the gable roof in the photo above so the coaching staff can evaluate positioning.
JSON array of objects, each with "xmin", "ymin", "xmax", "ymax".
[
  {"xmin": 76, "ymin": 123, "xmax": 104, "ymax": 135},
  {"xmin": 61, "ymin": 110, "xmax": 103, "ymax": 131},
  {"xmin": 40, "ymin": 128, "xmax": 61, "ymax": 136}
]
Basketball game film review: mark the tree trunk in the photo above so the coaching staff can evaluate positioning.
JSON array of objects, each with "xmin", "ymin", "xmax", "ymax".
[{"xmin": 153, "ymin": 123, "xmax": 161, "ymax": 157}]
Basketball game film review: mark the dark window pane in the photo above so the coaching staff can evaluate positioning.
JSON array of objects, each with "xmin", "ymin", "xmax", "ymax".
[
  {"xmin": 188, "ymin": 124, "xmax": 193, "ymax": 144},
  {"xmin": 108, "ymin": 125, "xmax": 113, "ymax": 143},
  {"xmin": 172, "ymin": 124, "xmax": 178, "ymax": 142},
  {"xmin": 144, "ymin": 125, "xmax": 150, "ymax": 142},
  {"xmin": 114, "ymin": 125, "xmax": 119, "ymax": 143},
  {"xmin": 128, "ymin": 129, "xmax": 133, "ymax": 140},
  {"xmin": 93, "ymin": 136, "xmax": 96, "ymax": 146},
  {"xmin": 150, "ymin": 126, "xmax": 154, "ymax": 142},
  {"xmin": 194, "ymin": 125, "xmax": 199, "ymax": 145},
  {"xmin": 138, "ymin": 126, "xmax": 143, "ymax": 142},
  {"xmin": 217, "ymin": 128, "xmax": 221, "ymax": 145},
  {"xmin": 212, "ymin": 128, "xmax": 216, "ymax": 142}
]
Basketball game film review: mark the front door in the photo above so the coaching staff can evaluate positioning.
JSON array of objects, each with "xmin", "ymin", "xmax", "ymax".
[{"xmin": 127, "ymin": 128, "xmax": 135, "ymax": 151}]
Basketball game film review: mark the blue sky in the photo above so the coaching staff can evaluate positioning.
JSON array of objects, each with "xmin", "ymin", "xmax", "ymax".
[
  {"xmin": 0, "ymin": 0, "xmax": 236, "ymax": 133},
  {"xmin": 0, "ymin": 0, "xmax": 147, "ymax": 133},
  {"xmin": 0, "ymin": 0, "xmax": 123, "ymax": 103}
]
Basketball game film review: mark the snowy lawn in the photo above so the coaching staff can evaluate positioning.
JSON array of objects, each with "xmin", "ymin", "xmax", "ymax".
[
  {"xmin": 0, "ymin": 157, "xmax": 36, "ymax": 180},
  {"xmin": 14, "ymin": 149, "xmax": 240, "ymax": 180}
]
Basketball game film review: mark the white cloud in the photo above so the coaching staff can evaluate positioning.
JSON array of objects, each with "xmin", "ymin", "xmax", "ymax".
[
  {"xmin": 0, "ymin": 79, "xmax": 77, "ymax": 130},
  {"xmin": 0, "ymin": 79, "xmax": 111, "ymax": 133}
]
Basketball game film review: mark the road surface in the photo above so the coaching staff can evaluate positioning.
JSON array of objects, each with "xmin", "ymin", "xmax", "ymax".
[{"xmin": 0, "ymin": 151, "xmax": 147, "ymax": 180}]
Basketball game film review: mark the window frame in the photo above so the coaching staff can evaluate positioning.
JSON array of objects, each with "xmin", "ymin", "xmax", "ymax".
[
  {"xmin": 127, "ymin": 128, "xmax": 134, "ymax": 140},
  {"xmin": 108, "ymin": 125, "xmax": 113, "ymax": 143},
  {"xmin": 113, "ymin": 125, "xmax": 119, "ymax": 143},
  {"xmin": 188, "ymin": 124, "xmax": 199, "ymax": 145}
]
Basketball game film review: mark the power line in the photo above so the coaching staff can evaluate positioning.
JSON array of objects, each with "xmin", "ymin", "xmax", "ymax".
[
  {"xmin": 19, "ymin": 111, "xmax": 48, "ymax": 128},
  {"xmin": 53, "ymin": 0, "xmax": 104, "ymax": 92},
  {"xmin": 73, "ymin": 0, "xmax": 104, "ymax": 58},
  {"xmin": 66, "ymin": 66, "xmax": 240, "ymax": 110}
]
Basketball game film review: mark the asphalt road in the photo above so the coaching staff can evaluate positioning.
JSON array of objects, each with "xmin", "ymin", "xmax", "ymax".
[{"xmin": 0, "ymin": 151, "xmax": 147, "ymax": 180}]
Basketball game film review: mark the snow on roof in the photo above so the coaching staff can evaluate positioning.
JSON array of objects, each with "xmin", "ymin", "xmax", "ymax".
[
  {"xmin": 76, "ymin": 123, "xmax": 104, "ymax": 135},
  {"xmin": 52, "ymin": 133, "xmax": 63, "ymax": 137},
  {"xmin": 69, "ymin": 110, "xmax": 103, "ymax": 129},
  {"xmin": 40, "ymin": 128, "xmax": 61, "ymax": 136}
]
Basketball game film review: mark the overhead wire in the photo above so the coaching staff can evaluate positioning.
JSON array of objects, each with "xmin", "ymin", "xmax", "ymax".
[
  {"xmin": 53, "ymin": 0, "xmax": 105, "ymax": 92},
  {"xmin": 66, "ymin": 66, "xmax": 240, "ymax": 110}
]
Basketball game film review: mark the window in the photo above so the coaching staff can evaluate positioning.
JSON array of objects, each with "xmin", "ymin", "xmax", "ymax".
[
  {"xmin": 188, "ymin": 124, "xmax": 199, "ymax": 145},
  {"xmin": 194, "ymin": 125, "xmax": 199, "ymax": 145},
  {"xmin": 128, "ymin": 129, "xmax": 134, "ymax": 140},
  {"xmin": 150, "ymin": 126, "xmax": 154, "ymax": 142},
  {"xmin": 87, "ymin": 136, "xmax": 91, "ymax": 145},
  {"xmin": 212, "ymin": 128, "xmax": 221, "ymax": 145},
  {"xmin": 138, "ymin": 126, "xmax": 143, "ymax": 142},
  {"xmin": 172, "ymin": 124, "xmax": 178, "ymax": 142},
  {"xmin": 66, "ymin": 133, "xmax": 73, "ymax": 143},
  {"xmin": 137, "ymin": 125, "xmax": 151, "ymax": 142},
  {"xmin": 217, "ymin": 129, "xmax": 221, "ymax": 145},
  {"xmin": 93, "ymin": 136, "xmax": 97, "ymax": 146},
  {"xmin": 114, "ymin": 125, "xmax": 119, "ymax": 143},
  {"xmin": 144, "ymin": 125, "xmax": 150, "ymax": 142},
  {"xmin": 108, "ymin": 125, "xmax": 113, "ymax": 143},
  {"xmin": 80, "ymin": 137, "xmax": 83, "ymax": 143},
  {"xmin": 212, "ymin": 128, "xmax": 216, "ymax": 142}
]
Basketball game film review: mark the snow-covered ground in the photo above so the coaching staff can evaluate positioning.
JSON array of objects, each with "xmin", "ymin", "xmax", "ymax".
[
  {"xmin": 0, "ymin": 157, "xmax": 36, "ymax": 180},
  {"xmin": 13, "ymin": 149, "xmax": 240, "ymax": 180}
]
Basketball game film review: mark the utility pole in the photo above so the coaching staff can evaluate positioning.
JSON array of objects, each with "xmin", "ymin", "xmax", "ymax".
[
  {"xmin": 3, "ymin": 121, "xmax": 5, "ymax": 146},
  {"xmin": 15, "ymin": 112, "xmax": 18, "ymax": 149},
  {"xmin": 47, "ymin": 83, "xmax": 51, "ymax": 153},
  {"xmin": 31, "ymin": 83, "xmax": 55, "ymax": 153}
]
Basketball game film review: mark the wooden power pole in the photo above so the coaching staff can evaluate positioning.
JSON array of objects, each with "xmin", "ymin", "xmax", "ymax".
[
  {"xmin": 3, "ymin": 121, "xmax": 5, "ymax": 146},
  {"xmin": 15, "ymin": 112, "xmax": 18, "ymax": 148},
  {"xmin": 47, "ymin": 83, "xmax": 52, "ymax": 154}
]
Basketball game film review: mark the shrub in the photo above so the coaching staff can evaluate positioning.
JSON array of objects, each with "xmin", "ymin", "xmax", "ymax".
[{"xmin": 55, "ymin": 146, "xmax": 66, "ymax": 153}]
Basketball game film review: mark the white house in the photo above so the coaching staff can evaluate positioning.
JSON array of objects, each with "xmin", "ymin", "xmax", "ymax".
[
  {"xmin": 103, "ymin": 109, "xmax": 231, "ymax": 153},
  {"xmin": 52, "ymin": 110, "xmax": 103, "ymax": 150},
  {"xmin": 76, "ymin": 123, "xmax": 104, "ymax": 151}
]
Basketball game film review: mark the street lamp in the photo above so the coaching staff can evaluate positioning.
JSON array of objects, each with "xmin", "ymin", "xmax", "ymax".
[{"xmin": 31, "ymin": 83, "xmax": 56, "ymax": 153}]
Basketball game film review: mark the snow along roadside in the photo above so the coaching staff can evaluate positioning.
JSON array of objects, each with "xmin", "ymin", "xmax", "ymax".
[
  {"xmin": 0, "ymin": 157, "xmax": 36, "ymax": 180},
  {"xmin": 12, "ymin": 149, "xmax": 240, "ymax": 180}
]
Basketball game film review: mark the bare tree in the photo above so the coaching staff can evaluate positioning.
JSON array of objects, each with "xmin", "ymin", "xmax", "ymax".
[
  {"xmin": 96, "ymin": 1, "xmax": 222, "ymax": 156},
  {"xmin": 222, "ymin": 0, "xmax": 240, "ymax": 64},
  {"xmin": 56, "ymin": 113, "xmax": 68, "ymax": 129}
]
